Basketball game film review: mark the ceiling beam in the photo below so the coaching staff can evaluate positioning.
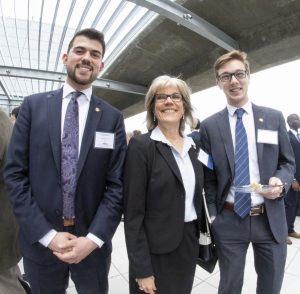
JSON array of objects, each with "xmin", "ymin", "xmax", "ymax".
[
  {"xmin": 0, "ymin": 66, "xmax": 147, "ymax": 96},
  {"xmin": 0, "ymin": 79, "xmax": 11, "ymax": 103},
  {"xmin": 127, "ymin": 0, "xmax": 238, "ymax": 51}
]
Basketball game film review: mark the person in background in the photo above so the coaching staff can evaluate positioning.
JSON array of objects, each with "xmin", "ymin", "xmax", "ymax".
[
  {"xmin": 126, "ymin": 131, "xmax": 133, "ymax": 144},
  {"xmin": 188, "ymin": 118, "xmax": 201, "ymax": 146},
  {"xmin": 285, "ymin": 113, "xmax": 300, "ymax": 245},
  {"xmin": 4, "ymin": 28, "xmax": 127, "ymax": 294},
  {"xmin": 132, "ymin": 129, "xmax": 142, "ymax": 137},
  {"xmin": 200, "ymin": 50, "xmax": 295, "ymax": 294},
  {"xmin": 0, "ymin": 109, "xmax": 26, "ymax": 294},
  {"xmin": 10, "ymin": 106, "xmax": 20, "ymax": 124},
  {"xmin": 126, "ymin": 130, "xmax": 142, "ymax": 144},
  {"xmin": 124, "ymin": 75, "xmax": 204, "ymax": 294}
]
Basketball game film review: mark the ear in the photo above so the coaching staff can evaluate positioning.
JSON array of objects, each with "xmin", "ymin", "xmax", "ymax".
[
  {"xmin": 62, "ymin": 53, "xmax": 68, "ymax": 65},
  {"xmin": 216, "ymin": 79, "xmax": 222, "ymax": 89},
  {"xmin": 99, "ymin": 62, "xmax": 104, "ymax": 71}
]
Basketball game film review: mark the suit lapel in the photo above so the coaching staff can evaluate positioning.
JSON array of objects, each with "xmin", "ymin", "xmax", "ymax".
[
  {"xmin": 217, "ymin": 108, "xmax": 234, "ymax": 175},
  {"xmin": 289, "ymin": 130, "xmax": 300, "ymax": 145},
  {"xmin": 77, "ymin": 95, "xmax": 102, "ymax": 179},
  {"xmin": 47, "ymin": 89, "xmax": 63, "ymax": 174},
  {"xmin": 252, "ymin": 104, "xmax": 264, "ymax": 172},
  {"xmin": 156, "ymin": 142, "xmax": 183, "ymax": 184}
]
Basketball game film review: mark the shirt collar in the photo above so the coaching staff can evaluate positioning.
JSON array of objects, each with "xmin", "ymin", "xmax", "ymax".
[
  {"xmin": 63, "ymin": 82, "xmax": 92, "ymax": 102},
  {"xmin": 150, "ymin": 126, "xmax": 195, "ymax": 150},
  {"xmin": 227, "ymin": 100, "xmax": 252, "ymax": 117}
]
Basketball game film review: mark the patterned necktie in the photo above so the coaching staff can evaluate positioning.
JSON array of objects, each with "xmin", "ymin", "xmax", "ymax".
[
  {"xmin": 234, "ymin": 108, "xmax": 251, "ymax": 218},
  {"xmin": 61, "ymin": 91, "xmax": 81, "ymax": 219}
]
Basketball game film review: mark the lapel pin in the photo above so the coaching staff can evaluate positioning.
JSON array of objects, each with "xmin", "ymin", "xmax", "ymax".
[
  {"xmin": 259, "ymin": 118, "xmax": 263, "ymax": 122},
  {"xmin": 95, "ymin": 107, "xmax": 100, "ymax": 112}
]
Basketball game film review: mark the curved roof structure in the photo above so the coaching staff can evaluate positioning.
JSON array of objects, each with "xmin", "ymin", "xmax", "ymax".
[
  {"xmin": 0, "ymin": 0, "xmax": 157, "ymax": 110},
  {"xmin": 1, "ymin": 0, "xmax": 300, "ymax": 117}
]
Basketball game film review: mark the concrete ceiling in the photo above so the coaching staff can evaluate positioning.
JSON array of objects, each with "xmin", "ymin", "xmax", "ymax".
[{"xmin": 95, "ymin": 0, "xmax": 300, "ymax": 118}]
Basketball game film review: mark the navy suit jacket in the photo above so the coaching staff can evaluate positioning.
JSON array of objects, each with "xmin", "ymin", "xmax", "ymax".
[
  {"xmin": 4, "ymin": 88, "xmax": 127, "ymax": 264},
  {"xmin": 200, "ymin": 103, "xmax": 295, "ymax": 243},
  {"xmin": 288, "ymin": 130, "xmax": 300, "ymax": 181}
]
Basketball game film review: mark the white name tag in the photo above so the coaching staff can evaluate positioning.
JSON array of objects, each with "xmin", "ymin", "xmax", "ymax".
[
  {"xmin": 257, "ymin": 129, "xmax": 278, "ymax": 145},
  {"xmin": 94, "ymin": 132, "xmax": 115, "ymax": 149},
  {"xmin": 198, "ymin": 148, "xmax": 214, "ymax": 170}
]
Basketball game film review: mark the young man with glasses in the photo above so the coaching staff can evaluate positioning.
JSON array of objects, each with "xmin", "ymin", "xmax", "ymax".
[{"xmin": 200, "ymin": 50, "xmax": 295, "ymax": 294}]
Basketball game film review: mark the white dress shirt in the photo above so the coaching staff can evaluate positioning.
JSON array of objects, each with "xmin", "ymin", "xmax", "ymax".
[
  {"xmin": 150, "ymin": 126, "xmax": 198, "ymax": 222},
  {"xmin": 226, "ymin": 101, "xmax": 264, "ymax": 206}
]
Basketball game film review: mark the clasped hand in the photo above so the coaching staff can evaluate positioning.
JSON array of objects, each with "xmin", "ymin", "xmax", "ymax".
[
  {"xmin": 136, "ymin": 276, "xmax": 157, "ymax": 294},
  {"xmin": 48, "ymin": 232, "xmax": 98, "ymax": 264}
]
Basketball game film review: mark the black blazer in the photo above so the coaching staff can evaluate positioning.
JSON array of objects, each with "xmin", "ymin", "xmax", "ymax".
[
  {"xmin": 4, "ymin": 88, "xmax": 127, "ymax": 264},
  {"xmin": 124, "ymin": 132, "xmax": 204, "ymax": 278}
]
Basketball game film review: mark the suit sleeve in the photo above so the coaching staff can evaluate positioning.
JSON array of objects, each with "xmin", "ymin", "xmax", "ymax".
[
  {"xmin": 200, "ymin": 122, "xmax": 218, "ymax": 217},
  {"xmin": 4, "ymin": 97, "xmax": 53, "ymax": 244},
  {"xmin": 88, "ymin": 112, "xmax": 127, "ymax": 243},
  {"xmin": 124, "ymin": 137, "xmax": 154, "ymax": 278}
]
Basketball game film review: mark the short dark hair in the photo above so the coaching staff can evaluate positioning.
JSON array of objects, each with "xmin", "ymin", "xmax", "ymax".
[
  {"xmin": 11, "ymin": 106, "xmax": 20, "ymax": 118},
  {"xmin": 67, "ymin": 28, "xmax": 106, "ymax": 57}
]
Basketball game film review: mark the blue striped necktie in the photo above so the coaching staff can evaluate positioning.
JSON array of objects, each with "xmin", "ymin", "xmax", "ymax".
[
  {"xmin": 61, "ymin": 91, "xmax": 82, "ymax": 219},
  {"xmin": 234, "ymin": 108, "xmax": 251, "ymax": 218}
]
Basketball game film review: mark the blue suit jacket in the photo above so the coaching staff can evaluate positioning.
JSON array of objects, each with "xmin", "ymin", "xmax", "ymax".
[
  {"xmin": 5, "ymin": 88, "xmax": 127, "ymax": 264},
  {"xmin": 200, "ymin": 103, "xmax": 295, "ymax": 243}
]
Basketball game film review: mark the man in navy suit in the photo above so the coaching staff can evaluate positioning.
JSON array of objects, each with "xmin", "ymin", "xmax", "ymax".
[
  {"xmin": 5, "ymin": 28, "xmax": 127, "ymax": 294},
  {"xmin": 200, "ymin": 50, "xmax": 295, "ymax": 294},
  {"xmin": 285, "ymin": 113, "xmax": 300, "ymax": 244}
]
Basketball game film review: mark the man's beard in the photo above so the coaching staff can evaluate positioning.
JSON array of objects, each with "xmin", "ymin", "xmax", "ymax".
[{"xmin": 66, "ymin": 66, "xmax": 97, "ymax": 85}]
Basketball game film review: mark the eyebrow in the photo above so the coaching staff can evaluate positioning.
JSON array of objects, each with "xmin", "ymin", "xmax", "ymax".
[{"xmin": 73, "ymin": 46, "xmax": 102, "ymax": 56}]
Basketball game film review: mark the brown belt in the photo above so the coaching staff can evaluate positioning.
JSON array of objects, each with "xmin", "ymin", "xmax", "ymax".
[
  {"xmin": 223, "ymin": 202, "xmax": 265, "ymax": 216},
  {"xmin": 63, "ymin": 218, "xmax": 75, "ymax": 227}
]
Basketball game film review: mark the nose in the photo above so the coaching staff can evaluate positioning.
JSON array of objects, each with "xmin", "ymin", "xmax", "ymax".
[
  {"xmin": 82, "ymin": 51, "xmax": 92, "ymax": 61},
  {"xmin": 230, "ymin": 75, "xmax": 239, "ymax": 83},
  {"xmin": 164, "ymin": 96, "xmax": 174, "ymax": 103}
]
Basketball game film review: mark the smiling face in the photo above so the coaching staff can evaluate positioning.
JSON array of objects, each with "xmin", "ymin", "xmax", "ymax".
[
  {"xmin": 217, "ymin": 59, "xmax": 250, "ymax": 108},
  {"xmin": 62, "ymin": 35, "xmax": 103, "ymax": 90},
  {"xmin": 154, "ymin": 86, "xmax": 184, "ymax": 130}
]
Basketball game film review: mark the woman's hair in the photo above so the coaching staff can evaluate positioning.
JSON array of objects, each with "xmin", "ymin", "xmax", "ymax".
[
  {"xmin": 214, "ymin": 50, "xmax": 250, "ymax": 78},
  {"xmin": 145, "ymin": 75, "xmax": 193, "ymax": 136}
]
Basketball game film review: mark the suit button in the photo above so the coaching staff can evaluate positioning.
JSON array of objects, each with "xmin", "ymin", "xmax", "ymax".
[{"xmin": 55, "ymin": 209, "xmax": 61, "ymax": 216}]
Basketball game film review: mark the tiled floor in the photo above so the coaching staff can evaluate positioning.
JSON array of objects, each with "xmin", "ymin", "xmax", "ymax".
[{"xmin": 20, "ymin": 217, "xmax": 300, "ymax": 293}]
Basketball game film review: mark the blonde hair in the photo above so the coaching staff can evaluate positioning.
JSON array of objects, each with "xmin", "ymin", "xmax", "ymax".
[
  {"xmin": 145, "ymin": 75, "xmax": 193, "ymax": 136},
  {"xmin": 214, "ymin": 50, "xmax": 250, "ymax": 78}
]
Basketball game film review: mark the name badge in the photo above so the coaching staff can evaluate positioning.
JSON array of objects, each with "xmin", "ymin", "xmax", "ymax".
[
  {"xmin": 257, "ymin": 129, "xmax": 278, "ymax": 145},
  {"xmin": 94, "ymin": 132, "xmax": 115, "ymax": 149},
  {"xmin": 198, "ymin": 148, "xmax": 214, "ymax": 170}
]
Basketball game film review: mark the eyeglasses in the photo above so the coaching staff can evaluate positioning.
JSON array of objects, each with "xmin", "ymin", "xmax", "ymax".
[
  {"xmin": 217, "ymin": 70, "xmax": 248, "ymax": 83},
  {"xmin": 155, "ymin": 93, "xmax": 182, "ymax": 103}
]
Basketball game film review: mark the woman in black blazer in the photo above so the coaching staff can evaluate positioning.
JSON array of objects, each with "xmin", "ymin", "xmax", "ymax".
[{"xmin": 124, "ymin": 75, "xmax": 204, "ymax": 294}]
